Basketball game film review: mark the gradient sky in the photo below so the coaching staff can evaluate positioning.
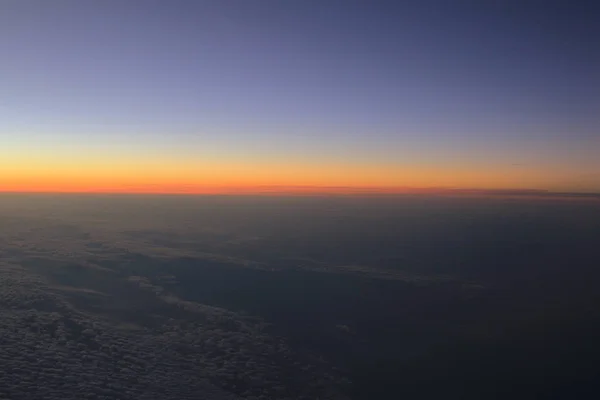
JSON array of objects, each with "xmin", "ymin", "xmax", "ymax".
[{"xmin": 1, "ymin": 0, "xmax": 599, "ymax": 193}]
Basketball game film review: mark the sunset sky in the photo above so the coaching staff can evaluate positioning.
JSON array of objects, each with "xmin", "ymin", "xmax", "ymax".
[{"xmin": 1, "ymin": 1, "xmax": 598, "ymax": 194}]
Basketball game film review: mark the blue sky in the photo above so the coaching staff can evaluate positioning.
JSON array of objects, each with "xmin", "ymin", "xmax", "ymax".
[{"xmin": 1, "ymin": 0, "xmax": 598, "ymax": 192}]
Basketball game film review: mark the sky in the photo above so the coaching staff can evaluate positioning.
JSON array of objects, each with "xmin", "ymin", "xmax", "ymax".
[{"xmin": 1, "ymin": 0, "xmax": 599, "ymax": 194}]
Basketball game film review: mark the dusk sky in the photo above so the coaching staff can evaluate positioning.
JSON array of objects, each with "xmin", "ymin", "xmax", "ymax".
[{"xmin": 1, "ymin": 0, "xmax": 599, "ymax": 193}]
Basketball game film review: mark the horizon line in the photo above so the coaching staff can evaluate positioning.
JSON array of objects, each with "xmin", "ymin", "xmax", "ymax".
[{"xmin": 1, "ymin": 185, "xmax": 599, "ymax": 200}]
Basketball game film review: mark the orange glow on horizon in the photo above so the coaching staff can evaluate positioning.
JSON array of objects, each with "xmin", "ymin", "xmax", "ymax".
[{"xmin": 1, "ymin": 153, "xmax": 596, "ymax": 196}]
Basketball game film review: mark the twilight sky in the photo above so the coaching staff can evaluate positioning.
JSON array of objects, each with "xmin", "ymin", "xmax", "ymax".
[{"xmin": 1, "ymin": 0, "xmax": 599, "ymax": 193}]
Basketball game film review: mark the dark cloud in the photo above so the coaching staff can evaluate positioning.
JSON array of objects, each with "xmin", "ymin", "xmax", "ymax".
[
  {"xmin": 0, "ymin": 204, "xmax": 350, "ymax": 399},
  {"xmin": 3, "ymin": 194, "xmax": 600, "ymax": 399}
]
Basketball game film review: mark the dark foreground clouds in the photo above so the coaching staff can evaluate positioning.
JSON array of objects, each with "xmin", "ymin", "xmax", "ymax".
[
  {"xmin": 2, "ymin": 194, "xmax": 600, "ymax": 399},
  {"xmin": 0, "ymin": 259, "xmax": 349, "ymax": 399},
  {"xmin": 0, "ymin": 198, "xmax": 351, "ymax": 400}
]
